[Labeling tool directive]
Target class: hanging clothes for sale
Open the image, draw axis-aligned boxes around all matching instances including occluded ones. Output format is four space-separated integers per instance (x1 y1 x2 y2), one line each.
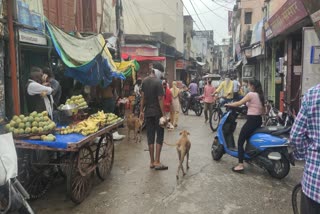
114 60 140 84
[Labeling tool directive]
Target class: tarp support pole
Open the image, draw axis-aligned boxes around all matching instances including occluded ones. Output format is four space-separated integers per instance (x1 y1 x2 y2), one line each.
8 0 20 115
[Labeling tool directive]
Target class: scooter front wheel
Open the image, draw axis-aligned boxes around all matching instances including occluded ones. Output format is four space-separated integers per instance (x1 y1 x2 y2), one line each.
267 153 290 179
211 138 224 161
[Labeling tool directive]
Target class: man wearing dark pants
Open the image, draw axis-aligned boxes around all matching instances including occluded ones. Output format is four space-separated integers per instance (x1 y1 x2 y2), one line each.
140 64 168 170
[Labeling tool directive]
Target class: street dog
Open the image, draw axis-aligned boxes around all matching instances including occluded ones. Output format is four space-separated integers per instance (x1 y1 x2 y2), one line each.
126 114 143 143
164 130 191 179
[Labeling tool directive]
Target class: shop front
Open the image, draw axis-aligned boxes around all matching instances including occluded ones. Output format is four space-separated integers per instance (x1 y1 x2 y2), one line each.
265 0 310 110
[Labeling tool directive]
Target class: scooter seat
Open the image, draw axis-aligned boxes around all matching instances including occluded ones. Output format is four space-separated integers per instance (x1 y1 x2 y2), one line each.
252 126 291 137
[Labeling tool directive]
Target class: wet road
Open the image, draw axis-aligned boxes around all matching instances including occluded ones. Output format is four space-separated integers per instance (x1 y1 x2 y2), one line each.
32 112 303 214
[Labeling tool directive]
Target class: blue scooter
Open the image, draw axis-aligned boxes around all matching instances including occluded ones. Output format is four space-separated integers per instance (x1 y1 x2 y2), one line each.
211 106 293 179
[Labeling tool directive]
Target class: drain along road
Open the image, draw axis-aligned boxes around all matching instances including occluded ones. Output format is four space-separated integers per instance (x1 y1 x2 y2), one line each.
32 113 303 214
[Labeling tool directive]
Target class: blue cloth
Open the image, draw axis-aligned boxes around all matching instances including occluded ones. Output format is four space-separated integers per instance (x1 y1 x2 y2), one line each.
24 133 85 149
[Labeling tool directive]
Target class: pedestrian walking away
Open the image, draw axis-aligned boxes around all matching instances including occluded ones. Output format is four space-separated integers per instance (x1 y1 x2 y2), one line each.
290 84 320 214
232 76 240 101
140 64 168 170
162 80 174 130
199 79 204 95
225 79 265 172
203 80 215 123
170 81 180 127
187 79 198 112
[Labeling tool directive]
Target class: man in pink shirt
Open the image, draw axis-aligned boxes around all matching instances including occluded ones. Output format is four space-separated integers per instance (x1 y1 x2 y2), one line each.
203 80 216 123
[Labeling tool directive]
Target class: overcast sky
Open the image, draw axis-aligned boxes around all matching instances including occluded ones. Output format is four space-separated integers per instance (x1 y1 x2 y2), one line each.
182 0 235 45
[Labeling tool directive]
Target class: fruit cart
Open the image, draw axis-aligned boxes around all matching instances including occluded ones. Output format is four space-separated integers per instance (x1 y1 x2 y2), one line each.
13 119 124 204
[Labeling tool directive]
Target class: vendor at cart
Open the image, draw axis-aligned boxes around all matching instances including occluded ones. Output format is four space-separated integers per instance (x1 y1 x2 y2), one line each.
98 79 118 114
26 67 54 117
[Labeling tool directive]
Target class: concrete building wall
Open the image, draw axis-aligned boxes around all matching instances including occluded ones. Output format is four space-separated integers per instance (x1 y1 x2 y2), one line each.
120 0 184 52
238 0 265 43
268 0 287 18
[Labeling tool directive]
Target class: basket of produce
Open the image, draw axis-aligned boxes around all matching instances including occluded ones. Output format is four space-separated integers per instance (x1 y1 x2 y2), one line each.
58 104 78 117
5 111 56 139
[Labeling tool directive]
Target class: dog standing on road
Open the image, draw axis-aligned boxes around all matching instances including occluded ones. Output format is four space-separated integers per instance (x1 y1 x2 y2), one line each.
165 130 191 179
126 114 143 143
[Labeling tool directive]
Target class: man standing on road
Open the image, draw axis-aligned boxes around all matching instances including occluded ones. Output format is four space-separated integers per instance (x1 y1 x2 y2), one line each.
290 84 320 214
203 80 215 123
199 79 204 95
232 76 240 101
187 79 198 113
140 64 168 170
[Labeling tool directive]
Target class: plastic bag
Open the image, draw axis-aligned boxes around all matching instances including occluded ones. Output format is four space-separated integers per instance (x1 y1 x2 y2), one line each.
0 133 18 186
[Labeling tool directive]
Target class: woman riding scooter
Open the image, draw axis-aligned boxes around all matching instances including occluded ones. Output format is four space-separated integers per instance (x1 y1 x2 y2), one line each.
225 79 265 172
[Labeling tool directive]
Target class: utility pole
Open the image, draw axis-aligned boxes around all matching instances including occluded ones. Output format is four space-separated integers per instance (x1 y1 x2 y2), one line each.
7 0 20 115
115 0 123 61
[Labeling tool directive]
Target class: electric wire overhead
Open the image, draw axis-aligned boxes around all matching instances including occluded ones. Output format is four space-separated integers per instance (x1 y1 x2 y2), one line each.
189 0 207 31
200 0 228 22
128 0 152 33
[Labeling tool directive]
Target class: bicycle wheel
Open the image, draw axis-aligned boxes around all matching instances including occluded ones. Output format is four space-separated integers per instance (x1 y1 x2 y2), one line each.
292 183 302 214
209 109 221 132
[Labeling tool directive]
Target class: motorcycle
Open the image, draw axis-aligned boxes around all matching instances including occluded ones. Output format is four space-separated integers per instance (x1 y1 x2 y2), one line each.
211 106 293 179
0 133 34 214
180 91 203 116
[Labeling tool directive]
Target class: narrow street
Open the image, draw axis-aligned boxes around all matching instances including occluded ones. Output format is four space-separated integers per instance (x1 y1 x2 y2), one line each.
31 113 303 214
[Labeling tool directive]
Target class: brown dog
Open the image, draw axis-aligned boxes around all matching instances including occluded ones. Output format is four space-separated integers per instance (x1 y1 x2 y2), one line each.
126 113 142 143
165 130 191 179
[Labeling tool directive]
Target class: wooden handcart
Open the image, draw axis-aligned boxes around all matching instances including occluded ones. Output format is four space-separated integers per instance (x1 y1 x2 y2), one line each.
14 119 124 204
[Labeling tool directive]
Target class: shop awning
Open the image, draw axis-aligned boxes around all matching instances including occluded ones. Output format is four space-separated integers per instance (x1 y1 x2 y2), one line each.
121 53 166 62
46 22 125 88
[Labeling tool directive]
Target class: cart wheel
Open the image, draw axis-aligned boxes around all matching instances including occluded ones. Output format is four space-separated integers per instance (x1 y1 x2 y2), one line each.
57 152 69 178
67 147 94 204
95 133 115 181
17 150 56 200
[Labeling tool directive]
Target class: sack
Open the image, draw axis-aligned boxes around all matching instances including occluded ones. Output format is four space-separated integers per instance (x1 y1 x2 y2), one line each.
0 133 18 186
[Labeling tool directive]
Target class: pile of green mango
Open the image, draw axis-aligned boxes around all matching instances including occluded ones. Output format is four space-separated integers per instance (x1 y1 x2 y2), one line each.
5 111 56 135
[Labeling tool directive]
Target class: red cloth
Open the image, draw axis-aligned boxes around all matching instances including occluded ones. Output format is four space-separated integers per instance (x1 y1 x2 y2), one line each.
163 88 172 112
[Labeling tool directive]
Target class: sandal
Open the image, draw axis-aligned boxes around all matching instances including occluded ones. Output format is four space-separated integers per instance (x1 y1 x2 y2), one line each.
232 166 244 173
154 164 168 170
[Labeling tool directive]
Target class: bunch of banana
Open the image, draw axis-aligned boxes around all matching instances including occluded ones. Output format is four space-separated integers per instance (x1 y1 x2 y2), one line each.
59 111 108 136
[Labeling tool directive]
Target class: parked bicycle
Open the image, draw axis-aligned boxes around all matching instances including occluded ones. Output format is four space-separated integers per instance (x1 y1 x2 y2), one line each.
263 99 296 127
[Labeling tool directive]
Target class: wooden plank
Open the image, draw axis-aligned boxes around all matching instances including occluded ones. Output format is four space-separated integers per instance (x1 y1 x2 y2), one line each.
14 120 124 152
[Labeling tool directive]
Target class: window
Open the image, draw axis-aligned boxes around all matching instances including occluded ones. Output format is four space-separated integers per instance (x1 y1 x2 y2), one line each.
244 12 252 24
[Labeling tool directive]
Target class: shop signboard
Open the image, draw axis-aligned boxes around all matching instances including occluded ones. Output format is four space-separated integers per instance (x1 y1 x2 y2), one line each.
302 27 320 94
175 59 185 70
300 0 320 40
121 45 159 57
16 0 47 45
242 65 255 79
266 0 308 40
